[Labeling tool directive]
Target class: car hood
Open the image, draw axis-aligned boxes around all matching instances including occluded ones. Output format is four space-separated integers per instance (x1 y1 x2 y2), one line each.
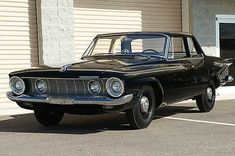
69 58 163 71
9 57 175 78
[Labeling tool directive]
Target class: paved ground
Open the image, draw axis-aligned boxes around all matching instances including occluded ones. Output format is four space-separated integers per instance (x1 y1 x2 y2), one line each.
0 100 234 156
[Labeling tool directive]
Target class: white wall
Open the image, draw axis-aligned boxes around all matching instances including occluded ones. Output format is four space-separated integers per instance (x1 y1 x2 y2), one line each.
37 0 75 67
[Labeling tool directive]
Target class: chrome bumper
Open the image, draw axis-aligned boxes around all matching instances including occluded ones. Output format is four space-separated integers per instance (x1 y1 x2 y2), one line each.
6 92 133 106
220 75 234 86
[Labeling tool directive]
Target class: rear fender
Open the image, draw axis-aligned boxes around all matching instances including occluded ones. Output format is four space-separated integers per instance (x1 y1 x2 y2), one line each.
213 58 234 86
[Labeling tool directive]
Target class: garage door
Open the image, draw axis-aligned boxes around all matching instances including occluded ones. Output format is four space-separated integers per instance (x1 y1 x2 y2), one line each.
74 0 182 59
0 0 38 104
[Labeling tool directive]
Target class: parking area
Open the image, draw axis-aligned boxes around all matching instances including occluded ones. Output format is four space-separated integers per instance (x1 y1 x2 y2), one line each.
0 100 234 156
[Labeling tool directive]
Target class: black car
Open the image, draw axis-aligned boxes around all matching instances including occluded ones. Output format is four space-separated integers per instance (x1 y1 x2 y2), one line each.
7 32 234 129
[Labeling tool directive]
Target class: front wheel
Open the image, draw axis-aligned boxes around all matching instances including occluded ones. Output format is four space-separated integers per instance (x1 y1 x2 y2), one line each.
196 82 216 112
34 110 64 126
126 85 155 129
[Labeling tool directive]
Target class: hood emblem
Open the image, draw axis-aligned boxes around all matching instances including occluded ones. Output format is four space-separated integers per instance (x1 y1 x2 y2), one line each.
59 64 72 72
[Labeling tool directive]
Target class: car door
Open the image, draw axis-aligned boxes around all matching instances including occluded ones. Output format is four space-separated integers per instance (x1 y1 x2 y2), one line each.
187 37 209 95
161 36 197 103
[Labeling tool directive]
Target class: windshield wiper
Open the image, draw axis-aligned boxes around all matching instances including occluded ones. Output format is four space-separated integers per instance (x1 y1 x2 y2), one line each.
147 55 166 60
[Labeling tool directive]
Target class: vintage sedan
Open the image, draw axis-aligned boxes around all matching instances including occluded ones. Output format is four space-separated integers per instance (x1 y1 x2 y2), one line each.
7 32 234 129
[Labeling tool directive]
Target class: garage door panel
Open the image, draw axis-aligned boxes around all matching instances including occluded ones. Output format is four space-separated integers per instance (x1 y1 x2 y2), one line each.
74 0 182 59
0 0 38 104
75 0 181 8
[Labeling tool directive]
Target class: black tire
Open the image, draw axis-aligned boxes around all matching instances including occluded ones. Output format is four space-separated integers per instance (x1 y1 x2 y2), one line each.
196 81 216 112
126 85 156 129
34 110 64 126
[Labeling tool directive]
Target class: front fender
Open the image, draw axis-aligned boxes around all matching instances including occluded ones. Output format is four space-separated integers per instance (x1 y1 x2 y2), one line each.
125 77 164 107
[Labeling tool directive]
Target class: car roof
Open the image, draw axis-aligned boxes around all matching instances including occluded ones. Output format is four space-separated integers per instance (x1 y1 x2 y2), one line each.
96 32 193 38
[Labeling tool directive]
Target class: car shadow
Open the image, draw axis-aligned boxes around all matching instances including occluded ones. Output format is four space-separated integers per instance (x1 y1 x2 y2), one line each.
0 105 199 134
154 105 199 119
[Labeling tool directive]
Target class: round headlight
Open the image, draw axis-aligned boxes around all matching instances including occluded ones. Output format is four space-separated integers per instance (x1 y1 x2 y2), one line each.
9 76 25 95
106 77 124 97
112 81 122 93
35 80 47 93
88 80 101 95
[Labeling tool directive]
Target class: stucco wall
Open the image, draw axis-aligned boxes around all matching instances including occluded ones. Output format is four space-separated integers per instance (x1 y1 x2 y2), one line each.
190 0 235 56
37 0 75 67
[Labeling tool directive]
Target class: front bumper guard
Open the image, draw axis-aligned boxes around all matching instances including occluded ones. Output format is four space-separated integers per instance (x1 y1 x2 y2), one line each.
7 92 133 106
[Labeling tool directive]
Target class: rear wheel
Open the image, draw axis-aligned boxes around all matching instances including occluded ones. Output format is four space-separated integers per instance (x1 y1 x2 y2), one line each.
34 110 64 126
126 86 155 129
196 82 216 112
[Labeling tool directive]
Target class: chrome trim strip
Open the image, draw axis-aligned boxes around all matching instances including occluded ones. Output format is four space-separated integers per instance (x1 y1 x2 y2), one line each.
46 79 51 94
30 79 34 93
82 79 86 94
7 92 133 106
64 79 68 94
21 77 99 80
79 76 99 80
73 79 77 95
101 79 105 95
55 79 59 94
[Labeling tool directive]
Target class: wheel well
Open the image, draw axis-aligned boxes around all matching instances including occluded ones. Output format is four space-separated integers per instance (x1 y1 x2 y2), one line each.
128 78 164 107
147 81 164 108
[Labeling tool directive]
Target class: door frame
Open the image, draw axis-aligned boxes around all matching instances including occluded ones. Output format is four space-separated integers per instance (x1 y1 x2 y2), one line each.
215 15 235 99
216 15 235 57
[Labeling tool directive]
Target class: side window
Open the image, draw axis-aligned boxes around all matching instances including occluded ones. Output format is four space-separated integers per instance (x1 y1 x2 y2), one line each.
169 37 189 59
187 37 198 57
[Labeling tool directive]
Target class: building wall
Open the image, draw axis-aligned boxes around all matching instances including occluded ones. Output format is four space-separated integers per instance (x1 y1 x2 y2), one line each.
190 0 235 56
37 0 75 67
190 0 235 100
0 0 38 104
74 0 182 60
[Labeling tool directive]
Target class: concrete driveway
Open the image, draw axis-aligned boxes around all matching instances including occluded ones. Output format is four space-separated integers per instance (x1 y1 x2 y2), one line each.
0 100 234 156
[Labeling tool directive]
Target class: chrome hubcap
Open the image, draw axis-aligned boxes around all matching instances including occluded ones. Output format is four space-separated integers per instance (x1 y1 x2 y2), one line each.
140 96 150 113
207 87 213 100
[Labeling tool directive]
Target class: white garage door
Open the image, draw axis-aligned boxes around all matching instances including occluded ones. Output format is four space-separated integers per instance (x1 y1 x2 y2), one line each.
0 0 38 104
74 0 182 59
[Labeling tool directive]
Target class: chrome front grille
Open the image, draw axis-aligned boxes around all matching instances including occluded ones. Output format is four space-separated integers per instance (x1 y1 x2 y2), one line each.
27 78 105 96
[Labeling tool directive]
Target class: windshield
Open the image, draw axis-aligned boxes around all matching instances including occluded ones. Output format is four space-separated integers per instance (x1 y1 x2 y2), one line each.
82 34 167 59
